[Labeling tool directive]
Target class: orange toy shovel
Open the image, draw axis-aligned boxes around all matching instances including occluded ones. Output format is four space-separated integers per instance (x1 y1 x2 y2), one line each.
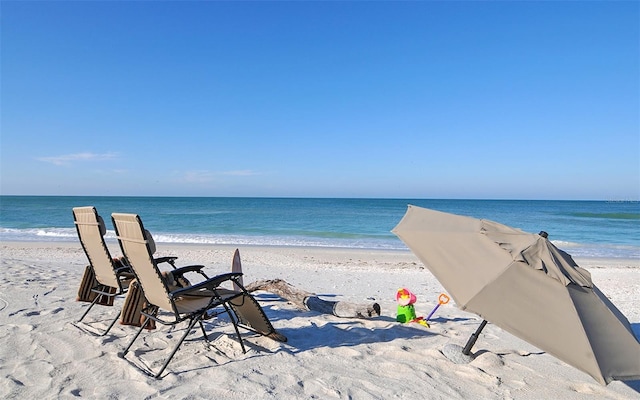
425 293 450 322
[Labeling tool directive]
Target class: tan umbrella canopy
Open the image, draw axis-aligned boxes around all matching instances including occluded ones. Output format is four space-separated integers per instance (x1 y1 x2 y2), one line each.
392 205 640 385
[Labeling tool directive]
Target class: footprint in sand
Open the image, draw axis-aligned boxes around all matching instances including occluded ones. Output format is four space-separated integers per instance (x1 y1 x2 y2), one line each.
571 382 607 395
0 297 8 312
471 352 505 369
453 363 501 387
4 324 35 334
207 334 251 360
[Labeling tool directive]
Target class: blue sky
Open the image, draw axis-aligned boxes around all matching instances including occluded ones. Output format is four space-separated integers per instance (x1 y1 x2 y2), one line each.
1 1 638 200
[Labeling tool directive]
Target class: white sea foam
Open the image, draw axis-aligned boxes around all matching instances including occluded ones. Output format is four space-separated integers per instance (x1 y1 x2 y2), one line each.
1 228 637 258
149 232 403 250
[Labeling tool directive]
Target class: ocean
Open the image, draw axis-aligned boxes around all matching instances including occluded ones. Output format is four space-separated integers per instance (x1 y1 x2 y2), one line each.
0 196 638 260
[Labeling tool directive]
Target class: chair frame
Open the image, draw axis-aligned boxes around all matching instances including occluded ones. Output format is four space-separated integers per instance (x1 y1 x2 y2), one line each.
74 206 182 336
73 206 133 336
112 212 252 379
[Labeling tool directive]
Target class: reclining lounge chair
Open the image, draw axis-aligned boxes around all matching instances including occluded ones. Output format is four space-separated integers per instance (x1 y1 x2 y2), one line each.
73 206 185 335
111 212 286 378
73 206 134 335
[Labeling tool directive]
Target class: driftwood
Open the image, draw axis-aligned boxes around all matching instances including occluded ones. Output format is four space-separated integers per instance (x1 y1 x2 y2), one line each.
245 279 381 319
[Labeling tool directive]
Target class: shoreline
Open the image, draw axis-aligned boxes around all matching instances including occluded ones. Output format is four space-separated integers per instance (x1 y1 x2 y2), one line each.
2 240 639 267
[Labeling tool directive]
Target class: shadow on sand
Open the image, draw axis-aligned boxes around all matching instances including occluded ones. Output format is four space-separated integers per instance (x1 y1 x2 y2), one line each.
276 319 435 353
235 294 640 393
622 323 640 393
248 292 445 353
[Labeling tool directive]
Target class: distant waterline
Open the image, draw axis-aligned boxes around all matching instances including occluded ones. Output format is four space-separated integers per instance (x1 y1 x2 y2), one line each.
0 196 638 260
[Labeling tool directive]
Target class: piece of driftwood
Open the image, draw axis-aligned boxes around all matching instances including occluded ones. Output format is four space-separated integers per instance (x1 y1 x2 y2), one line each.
245 279 381 319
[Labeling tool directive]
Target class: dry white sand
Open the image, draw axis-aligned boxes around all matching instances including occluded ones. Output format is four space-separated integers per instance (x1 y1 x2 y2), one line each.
1 241 639 399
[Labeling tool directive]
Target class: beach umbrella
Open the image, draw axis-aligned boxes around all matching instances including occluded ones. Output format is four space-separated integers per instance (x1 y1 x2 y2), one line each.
392 205 640 385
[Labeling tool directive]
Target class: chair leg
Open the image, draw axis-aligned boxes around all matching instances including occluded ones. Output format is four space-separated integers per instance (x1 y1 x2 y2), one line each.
78 294 101 322
221 302 246 354
78 292 121 336
155 316 201 379
101 309 122 336
198 319 209 342
120 309 154 358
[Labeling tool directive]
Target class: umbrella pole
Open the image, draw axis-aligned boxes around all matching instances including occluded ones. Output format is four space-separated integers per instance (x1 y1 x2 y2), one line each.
462 320 488 355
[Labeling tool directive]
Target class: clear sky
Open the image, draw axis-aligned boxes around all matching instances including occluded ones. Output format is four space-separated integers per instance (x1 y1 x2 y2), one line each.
1 1 638 200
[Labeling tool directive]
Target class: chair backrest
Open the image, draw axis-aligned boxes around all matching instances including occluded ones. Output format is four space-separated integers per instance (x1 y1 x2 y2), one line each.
73 206 120 289
111 213 174 312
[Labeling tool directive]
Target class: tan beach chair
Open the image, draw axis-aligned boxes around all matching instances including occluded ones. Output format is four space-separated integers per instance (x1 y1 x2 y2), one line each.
73 206 183 335
73 206 135 335
111 212 286 379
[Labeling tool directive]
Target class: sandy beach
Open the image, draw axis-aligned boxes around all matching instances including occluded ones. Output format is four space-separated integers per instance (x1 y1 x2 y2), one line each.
1 241 638 399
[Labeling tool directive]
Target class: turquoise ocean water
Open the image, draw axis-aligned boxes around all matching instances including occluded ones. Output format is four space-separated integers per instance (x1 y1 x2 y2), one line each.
0 196 638 260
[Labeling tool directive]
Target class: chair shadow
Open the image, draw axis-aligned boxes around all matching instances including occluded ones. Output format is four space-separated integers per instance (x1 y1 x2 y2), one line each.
625 380 640 393
276 320 436 353
623 323 640 393
631 322 640 340
278 311 473 354
249 293 476 354
246 293 437 351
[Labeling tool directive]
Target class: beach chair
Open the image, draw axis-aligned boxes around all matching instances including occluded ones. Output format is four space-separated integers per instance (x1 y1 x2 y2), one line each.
73 206 184 335
73 206 135 335
111 212 286 379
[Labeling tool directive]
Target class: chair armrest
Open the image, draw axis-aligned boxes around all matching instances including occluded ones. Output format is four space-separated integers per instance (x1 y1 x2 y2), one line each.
118 271 136 280
170 272 243 297
172 265 206 274
171 264 209 280
155 256 178 268
114 265 133 277
115 264 130 273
